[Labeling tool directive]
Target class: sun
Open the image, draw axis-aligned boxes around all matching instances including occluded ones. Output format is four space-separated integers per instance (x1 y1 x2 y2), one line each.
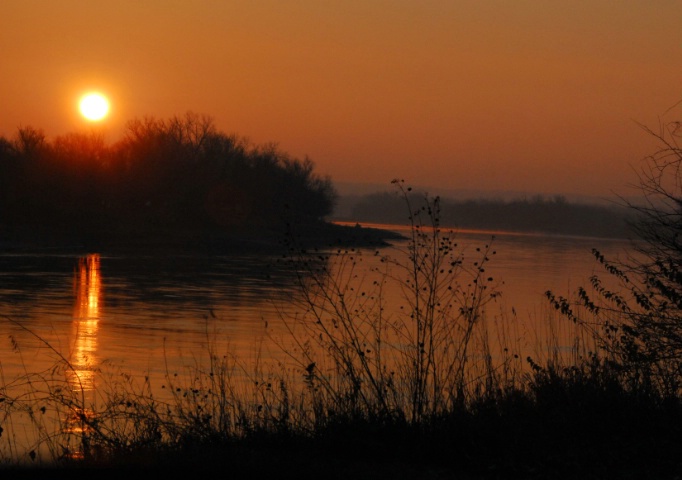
79 93 110 121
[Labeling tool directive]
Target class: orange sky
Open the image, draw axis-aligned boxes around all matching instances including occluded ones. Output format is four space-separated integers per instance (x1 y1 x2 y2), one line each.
2 1 681 200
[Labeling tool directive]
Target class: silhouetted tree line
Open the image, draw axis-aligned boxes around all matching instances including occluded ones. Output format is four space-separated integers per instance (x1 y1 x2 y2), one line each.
347 191 635 238
0 113 336 246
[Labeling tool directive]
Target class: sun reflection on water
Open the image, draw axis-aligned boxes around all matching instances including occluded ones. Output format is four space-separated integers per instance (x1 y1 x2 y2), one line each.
70 254 101 392
62 254 103 460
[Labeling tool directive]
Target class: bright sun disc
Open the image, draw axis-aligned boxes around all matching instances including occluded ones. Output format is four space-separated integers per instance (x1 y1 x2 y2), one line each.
79 93 110 121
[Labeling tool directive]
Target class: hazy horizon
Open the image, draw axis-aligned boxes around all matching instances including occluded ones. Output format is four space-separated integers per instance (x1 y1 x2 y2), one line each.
331 179 628 205
3 1 681 200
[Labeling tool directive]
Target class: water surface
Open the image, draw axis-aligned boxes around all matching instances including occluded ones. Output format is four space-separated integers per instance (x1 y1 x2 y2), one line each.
0 226 631 394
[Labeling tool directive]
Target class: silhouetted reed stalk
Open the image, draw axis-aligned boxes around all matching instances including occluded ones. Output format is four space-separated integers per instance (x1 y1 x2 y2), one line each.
275 180 502 422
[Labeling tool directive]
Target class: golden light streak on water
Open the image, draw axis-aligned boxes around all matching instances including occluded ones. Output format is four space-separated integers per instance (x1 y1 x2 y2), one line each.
70 254 101 393
60 254 103 460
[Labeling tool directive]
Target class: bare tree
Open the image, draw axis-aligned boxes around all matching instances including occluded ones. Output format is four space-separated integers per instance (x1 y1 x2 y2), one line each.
547 103 682 389
13 126 46 158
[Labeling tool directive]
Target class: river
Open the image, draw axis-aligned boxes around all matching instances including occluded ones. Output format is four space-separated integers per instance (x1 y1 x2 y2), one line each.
0 223 632 459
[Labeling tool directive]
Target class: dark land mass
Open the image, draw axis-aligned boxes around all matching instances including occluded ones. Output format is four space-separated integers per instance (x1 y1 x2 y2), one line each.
0 115 406 256
0 116 635 256
0 220 405 256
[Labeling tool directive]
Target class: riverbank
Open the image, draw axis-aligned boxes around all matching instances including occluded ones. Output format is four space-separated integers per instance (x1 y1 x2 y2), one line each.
0 220 406 255
3 368 681 480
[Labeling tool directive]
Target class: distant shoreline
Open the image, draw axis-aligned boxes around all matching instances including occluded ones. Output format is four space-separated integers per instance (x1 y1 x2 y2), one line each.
333 193 635 240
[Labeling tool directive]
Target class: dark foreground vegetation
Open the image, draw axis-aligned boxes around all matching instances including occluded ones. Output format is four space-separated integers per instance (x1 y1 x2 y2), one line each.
3 117 682 479
0 113 400 253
